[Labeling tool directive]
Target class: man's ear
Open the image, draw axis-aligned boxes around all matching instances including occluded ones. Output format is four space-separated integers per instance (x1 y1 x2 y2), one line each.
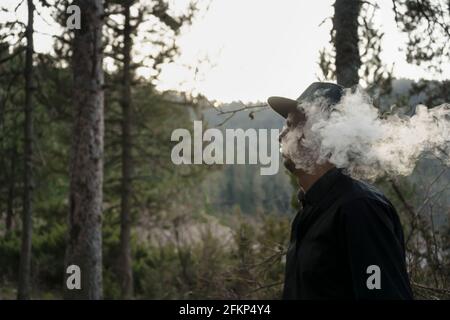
291 110 307 125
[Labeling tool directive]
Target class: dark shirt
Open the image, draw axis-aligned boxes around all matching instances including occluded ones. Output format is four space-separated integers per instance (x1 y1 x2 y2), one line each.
282 168 413 300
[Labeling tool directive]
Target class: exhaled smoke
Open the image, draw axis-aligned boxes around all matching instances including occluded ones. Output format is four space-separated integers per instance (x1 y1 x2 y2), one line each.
282 88 450 180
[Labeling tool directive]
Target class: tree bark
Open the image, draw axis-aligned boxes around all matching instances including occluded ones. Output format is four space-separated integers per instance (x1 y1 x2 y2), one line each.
6 142 17 236
17 0 34 300
333 0 362 87
65 0 104 300
119 1 134 299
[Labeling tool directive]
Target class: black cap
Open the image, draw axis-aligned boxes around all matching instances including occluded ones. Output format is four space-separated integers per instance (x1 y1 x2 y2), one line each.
267 82 344 118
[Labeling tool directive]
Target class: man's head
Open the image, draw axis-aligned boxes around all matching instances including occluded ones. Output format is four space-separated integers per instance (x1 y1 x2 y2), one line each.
268 82 344 178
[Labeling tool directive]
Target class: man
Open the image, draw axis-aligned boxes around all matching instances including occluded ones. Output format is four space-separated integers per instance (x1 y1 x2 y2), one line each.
267 82 413 300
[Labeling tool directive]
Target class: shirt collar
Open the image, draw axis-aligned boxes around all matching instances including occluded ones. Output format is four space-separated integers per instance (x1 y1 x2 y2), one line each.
298 167 343 207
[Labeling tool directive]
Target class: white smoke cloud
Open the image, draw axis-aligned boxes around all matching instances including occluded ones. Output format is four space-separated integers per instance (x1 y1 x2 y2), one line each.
281 88 450 180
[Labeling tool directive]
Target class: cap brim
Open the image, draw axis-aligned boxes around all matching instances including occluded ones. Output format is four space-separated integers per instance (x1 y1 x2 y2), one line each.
267 96 298 118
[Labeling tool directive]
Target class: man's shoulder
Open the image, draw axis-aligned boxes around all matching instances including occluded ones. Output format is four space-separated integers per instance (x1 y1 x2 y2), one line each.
337 175 394 212
333 175 400 231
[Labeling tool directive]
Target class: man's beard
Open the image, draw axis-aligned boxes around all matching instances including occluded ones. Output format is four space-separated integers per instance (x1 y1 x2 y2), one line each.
280 122 322 174
283 155 297 173
282 144 321 175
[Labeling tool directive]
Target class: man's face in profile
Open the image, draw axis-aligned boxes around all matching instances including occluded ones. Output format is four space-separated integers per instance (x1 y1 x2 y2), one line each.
279 110 306 173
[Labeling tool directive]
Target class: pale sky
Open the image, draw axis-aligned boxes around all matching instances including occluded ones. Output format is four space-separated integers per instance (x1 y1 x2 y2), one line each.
2 0 449 103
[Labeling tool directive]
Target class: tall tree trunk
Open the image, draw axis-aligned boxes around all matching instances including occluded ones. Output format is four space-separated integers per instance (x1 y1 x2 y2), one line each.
119 1 134 299
17 0 34 300
65 0 104 300
333 0 362 87
6 141 17 237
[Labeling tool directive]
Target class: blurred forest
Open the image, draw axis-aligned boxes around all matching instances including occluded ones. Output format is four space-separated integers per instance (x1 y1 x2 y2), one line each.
0 0 449 299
